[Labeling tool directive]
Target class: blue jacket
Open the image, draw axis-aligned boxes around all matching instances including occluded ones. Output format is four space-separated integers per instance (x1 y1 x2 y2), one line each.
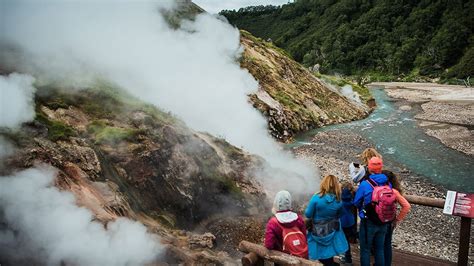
340 188 355 228
353 173 390 219
305 193 348 260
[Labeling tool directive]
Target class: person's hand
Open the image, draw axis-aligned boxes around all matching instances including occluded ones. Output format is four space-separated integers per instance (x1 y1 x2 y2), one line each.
392 221 398 231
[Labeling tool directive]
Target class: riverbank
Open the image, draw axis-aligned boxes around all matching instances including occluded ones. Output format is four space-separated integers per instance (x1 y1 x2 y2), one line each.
369 82 474 155
293 129 465 262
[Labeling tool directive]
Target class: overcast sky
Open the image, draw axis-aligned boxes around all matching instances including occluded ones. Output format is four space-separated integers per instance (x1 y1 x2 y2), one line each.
193 0 293 14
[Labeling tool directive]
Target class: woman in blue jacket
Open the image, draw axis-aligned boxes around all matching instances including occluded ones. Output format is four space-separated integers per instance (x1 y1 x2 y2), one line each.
305 175 348 265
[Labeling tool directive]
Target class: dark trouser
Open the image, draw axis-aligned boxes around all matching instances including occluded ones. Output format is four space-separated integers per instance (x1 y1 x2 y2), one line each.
384 223 394 266
359 219 388 266
343 226 356 263
319 257 337 266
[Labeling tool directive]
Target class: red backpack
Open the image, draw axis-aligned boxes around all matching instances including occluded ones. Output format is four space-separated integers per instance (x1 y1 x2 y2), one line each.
272 217 308 259
366 178 396 224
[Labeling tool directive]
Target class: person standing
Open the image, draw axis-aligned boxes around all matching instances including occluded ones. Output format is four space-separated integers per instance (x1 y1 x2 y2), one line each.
383 171 411 266
353 157 390 266
305 175 348 265
349 148 382 183
340 181 357 265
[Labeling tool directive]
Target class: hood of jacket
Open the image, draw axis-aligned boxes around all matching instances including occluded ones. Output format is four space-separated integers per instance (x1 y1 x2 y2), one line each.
275 210 299 225
368 173 388 185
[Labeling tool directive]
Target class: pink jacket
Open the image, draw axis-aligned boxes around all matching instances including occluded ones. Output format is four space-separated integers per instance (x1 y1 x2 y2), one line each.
264 213 306 251
393 189 411 222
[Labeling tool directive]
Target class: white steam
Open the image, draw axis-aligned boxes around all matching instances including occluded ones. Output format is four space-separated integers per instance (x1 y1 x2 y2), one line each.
0 0 318 194
0 167 162 266
0 136 15 159
0 73 36 128
0 74 162 265
341 84 361 103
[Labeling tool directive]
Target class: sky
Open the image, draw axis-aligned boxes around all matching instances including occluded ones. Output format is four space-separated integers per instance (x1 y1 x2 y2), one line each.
193 0 293 14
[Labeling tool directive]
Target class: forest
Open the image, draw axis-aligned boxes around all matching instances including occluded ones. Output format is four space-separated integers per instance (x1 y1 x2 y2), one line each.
221 0 473 81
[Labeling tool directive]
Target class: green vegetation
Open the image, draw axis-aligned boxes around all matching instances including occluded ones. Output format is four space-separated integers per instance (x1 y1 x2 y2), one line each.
36 82 179 126
317 74 372 103
87 120 140 144
35 112 76 141
240 30 293 58
221 0 473 80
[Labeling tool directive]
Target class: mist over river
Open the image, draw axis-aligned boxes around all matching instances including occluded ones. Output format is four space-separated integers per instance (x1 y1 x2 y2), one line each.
292 88 474 192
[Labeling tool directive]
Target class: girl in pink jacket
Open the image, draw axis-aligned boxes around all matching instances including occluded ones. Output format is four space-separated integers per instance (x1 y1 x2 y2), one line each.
264 190 308 258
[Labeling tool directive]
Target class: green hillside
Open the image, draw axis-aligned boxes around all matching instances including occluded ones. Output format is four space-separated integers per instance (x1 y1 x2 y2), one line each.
221 0 473 81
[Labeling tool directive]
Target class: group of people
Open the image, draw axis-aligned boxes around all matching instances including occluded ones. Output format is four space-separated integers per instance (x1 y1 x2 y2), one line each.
264 148 411 266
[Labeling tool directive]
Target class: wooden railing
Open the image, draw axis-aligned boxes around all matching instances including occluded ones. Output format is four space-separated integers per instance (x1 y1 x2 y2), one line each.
239 194 472 266
404 194 471 266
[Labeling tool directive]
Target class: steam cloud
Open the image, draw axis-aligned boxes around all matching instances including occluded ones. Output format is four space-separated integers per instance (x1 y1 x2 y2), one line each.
0 167 162 266
0 73 36 128
0 0 318 194
341 84 361 103
0 74 162 264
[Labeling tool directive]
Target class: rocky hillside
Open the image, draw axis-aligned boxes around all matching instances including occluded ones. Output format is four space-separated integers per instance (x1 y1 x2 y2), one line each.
240 30 370 141
166 1 371 142
1 83 268 264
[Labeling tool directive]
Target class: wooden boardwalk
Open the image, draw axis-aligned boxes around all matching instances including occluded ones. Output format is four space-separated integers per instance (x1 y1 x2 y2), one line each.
346 244 456 266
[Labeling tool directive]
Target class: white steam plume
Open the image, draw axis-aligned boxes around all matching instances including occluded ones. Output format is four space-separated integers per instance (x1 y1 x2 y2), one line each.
0 74 162 265
0 167 162 266
0 73 36 128
0 0 318 194
341 84 361 103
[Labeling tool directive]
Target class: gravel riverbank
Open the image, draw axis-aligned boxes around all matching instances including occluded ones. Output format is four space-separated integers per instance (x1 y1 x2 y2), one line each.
293 129 470 263
370 82 474 156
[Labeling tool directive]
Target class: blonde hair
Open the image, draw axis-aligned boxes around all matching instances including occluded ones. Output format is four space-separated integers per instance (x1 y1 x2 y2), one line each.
319 175 341 201
360 148 382 165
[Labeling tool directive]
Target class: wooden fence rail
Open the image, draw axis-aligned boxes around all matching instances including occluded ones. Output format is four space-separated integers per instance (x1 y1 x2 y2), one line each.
240 194 471 266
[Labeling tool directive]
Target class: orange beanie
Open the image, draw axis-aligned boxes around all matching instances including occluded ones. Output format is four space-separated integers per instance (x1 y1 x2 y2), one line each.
368 157 383 173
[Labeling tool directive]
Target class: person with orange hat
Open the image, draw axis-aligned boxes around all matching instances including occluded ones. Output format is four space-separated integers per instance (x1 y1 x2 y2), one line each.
353 157 392 266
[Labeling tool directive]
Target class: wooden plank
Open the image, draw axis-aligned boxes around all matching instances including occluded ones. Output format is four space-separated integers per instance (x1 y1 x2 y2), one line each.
349 244 456 266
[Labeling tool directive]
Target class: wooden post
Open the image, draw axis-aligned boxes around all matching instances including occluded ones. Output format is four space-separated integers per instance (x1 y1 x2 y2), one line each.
457 217 472 266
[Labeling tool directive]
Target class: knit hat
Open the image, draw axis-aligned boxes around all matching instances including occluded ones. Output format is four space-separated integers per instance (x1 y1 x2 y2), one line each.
272 190 297 223
368 157 383 173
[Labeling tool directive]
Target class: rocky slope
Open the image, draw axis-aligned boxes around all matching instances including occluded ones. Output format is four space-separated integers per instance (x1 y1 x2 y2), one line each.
165 2 371 142
240 31 370 141
1 84 269 264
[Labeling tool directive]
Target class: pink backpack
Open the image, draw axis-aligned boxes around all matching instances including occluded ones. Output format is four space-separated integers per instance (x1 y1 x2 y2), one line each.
366 178 396 224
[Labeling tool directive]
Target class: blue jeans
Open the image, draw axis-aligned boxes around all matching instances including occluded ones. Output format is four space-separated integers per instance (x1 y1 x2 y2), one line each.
359 219 388 266
384 223 393 266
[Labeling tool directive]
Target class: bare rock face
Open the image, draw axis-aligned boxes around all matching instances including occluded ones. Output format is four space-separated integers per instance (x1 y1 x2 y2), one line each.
1 86 268 263
188 232 216 249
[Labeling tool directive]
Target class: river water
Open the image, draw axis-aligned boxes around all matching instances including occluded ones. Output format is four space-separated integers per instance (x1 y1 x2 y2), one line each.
293 88 474 192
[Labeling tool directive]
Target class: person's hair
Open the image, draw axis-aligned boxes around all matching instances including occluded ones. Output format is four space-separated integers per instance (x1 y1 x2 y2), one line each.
319 175 341 201
341 181 354 194
360 148 382 165
385 171 403 194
